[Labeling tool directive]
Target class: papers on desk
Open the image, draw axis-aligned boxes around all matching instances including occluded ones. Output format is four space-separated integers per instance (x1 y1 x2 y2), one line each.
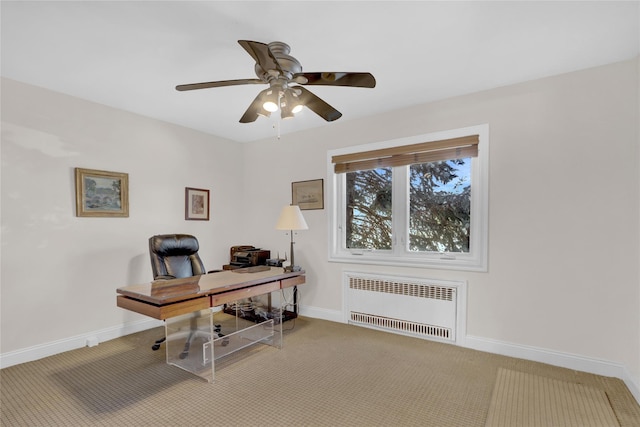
231 265 271 273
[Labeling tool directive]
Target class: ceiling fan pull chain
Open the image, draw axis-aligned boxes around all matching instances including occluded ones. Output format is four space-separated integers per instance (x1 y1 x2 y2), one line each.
275 117 281 140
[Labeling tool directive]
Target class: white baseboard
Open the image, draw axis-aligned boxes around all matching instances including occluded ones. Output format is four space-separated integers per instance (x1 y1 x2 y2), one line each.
3 309 639 407
465 335 640 406
300 307 640 406
298 305 343 323
0 318 162 369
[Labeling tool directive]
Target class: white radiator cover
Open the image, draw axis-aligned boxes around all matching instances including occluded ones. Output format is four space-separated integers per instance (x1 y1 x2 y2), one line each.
344 271 466 345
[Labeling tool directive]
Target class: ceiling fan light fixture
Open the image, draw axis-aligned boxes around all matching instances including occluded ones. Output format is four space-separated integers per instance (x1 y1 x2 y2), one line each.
263 101 278 112
176 40 376 124
262 89 280 112
257 109 271 118
281 89 303 119
280 107 295 120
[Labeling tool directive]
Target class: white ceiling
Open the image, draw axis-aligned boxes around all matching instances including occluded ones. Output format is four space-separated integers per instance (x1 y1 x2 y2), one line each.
2 1 638 143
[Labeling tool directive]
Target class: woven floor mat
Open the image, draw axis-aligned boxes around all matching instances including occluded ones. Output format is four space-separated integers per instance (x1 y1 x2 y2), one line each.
485 368 620 427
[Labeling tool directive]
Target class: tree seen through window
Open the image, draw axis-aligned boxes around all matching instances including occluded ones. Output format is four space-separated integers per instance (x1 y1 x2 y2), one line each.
345 158 471 253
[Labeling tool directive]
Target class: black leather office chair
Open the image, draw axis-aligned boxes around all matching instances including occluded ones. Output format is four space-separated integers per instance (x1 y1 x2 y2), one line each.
148 234 224 356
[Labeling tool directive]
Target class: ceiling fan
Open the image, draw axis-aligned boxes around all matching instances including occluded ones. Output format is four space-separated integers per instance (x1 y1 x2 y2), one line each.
176 40 376 123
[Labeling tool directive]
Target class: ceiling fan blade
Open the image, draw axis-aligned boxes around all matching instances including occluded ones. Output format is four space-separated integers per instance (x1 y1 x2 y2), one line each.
239 88 271 123
293 72 376 88
296 87 342 122
238 40 282 73
176 79 264 91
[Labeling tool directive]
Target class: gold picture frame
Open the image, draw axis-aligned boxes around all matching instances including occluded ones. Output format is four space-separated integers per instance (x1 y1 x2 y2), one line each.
185 187 210 221
75 168 129 217
292 179 324 210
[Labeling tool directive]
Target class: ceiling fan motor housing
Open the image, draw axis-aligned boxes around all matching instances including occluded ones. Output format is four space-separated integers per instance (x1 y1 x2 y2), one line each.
255 41 302 81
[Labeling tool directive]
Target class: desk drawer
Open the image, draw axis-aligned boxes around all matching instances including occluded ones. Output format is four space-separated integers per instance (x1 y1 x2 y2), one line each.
281 275 305 289
210 281 280 306
117 295 209 320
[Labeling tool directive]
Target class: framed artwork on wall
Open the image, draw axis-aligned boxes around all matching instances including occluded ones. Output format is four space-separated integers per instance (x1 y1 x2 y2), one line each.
185 187 210 220
75 167 129 217
292 179 324 210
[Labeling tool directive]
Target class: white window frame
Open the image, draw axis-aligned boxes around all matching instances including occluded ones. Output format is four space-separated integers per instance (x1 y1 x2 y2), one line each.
327 124 489 272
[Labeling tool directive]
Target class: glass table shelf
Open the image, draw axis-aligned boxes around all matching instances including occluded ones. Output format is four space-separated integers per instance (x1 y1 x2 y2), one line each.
164 290 286 382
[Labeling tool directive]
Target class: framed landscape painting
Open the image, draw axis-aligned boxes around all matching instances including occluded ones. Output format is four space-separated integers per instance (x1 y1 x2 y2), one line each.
292 179 324 210
185 187 210 220
75 168 129 217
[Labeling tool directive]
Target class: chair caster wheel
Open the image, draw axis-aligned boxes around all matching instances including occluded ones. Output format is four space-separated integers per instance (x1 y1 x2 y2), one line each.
179 351 189 359
222 338 229 347
152 344 161 351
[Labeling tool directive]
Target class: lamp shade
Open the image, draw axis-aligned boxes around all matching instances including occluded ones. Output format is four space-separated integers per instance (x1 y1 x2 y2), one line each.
276 205 308 230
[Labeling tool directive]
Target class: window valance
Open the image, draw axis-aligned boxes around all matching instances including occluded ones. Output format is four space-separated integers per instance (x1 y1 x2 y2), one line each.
332 135 479 173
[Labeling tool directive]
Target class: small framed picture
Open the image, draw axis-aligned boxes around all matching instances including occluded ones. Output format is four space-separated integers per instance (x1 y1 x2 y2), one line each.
185 187 210 220
292 179 324 210
75 168 129 217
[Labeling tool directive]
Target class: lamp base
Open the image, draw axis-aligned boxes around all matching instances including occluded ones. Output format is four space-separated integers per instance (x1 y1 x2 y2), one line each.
284 265 302 272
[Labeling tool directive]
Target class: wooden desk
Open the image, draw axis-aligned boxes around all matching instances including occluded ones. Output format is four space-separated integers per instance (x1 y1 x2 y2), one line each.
116 267 305 382
116 267 305 320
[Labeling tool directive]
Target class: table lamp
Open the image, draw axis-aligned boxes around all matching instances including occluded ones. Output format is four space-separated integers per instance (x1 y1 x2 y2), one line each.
275 205 308 272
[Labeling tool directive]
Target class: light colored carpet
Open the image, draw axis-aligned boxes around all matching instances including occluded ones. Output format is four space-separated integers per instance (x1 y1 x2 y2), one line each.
1 317 639 426
485 368 620 427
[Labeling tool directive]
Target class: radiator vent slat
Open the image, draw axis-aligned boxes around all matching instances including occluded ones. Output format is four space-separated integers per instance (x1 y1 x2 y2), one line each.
349 277 454 301
350 312 452 340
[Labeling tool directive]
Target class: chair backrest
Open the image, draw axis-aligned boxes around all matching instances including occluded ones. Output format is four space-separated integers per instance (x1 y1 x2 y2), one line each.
148 234 206 279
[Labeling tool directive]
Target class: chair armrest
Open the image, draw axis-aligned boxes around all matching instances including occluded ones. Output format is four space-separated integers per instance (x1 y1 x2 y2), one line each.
154 275 176 280
207 270 223 274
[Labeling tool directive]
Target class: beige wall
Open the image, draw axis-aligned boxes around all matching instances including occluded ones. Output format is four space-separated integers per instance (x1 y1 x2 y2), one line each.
1 58 639 397
1 78 246 353
242 58 640 392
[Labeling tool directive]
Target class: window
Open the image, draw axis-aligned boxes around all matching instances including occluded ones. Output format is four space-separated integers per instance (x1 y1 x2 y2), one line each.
327 125 488 271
